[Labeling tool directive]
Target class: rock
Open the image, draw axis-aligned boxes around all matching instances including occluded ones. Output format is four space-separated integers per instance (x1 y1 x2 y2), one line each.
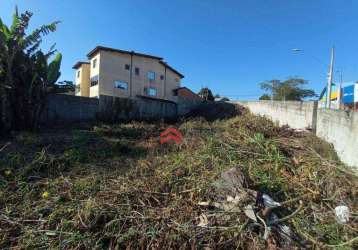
211 167 256 211
212 167 248 198
335 205 350 224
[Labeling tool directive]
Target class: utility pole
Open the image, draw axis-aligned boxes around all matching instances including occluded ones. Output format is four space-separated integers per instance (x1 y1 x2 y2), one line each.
326 47 335 109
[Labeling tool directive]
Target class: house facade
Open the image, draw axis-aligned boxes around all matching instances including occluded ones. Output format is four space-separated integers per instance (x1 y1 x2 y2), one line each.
173 87 202 101
73 46 184 102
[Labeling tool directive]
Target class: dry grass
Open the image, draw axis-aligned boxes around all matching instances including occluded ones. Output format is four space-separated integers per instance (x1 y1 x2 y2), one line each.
0 109 357 249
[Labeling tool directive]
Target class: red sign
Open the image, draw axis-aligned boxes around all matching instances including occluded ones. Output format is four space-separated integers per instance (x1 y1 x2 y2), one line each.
160 127 183 145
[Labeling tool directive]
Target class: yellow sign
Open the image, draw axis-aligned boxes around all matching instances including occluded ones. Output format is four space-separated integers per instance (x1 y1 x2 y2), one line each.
321 91 338 101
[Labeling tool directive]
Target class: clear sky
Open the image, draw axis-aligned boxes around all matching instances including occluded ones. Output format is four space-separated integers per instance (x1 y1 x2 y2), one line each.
1 0 358 99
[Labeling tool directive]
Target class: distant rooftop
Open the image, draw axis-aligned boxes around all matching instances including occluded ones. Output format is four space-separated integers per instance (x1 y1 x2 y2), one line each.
86 46 184 78
87 46 163 60
72 61 90 69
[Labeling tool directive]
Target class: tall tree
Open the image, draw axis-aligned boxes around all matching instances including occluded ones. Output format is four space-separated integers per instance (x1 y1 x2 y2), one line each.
260 78 316 101
0 7 61 131
259 94 271 100
56 80 75 94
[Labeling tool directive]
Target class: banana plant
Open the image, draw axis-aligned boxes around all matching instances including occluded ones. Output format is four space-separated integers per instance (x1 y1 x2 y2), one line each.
0 6 61 131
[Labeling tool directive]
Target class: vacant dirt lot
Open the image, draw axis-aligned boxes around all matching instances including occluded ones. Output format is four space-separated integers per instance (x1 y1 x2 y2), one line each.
0 107 357 249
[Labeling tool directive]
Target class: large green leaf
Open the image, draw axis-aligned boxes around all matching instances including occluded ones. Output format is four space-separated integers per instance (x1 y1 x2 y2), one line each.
0 16 10 40
10 7 19 33
47 53 62 85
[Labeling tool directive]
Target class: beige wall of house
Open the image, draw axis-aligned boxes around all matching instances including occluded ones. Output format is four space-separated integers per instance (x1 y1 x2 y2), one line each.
75 63 90 97
98 50 131 98
165 69 181 101
86 50 181 101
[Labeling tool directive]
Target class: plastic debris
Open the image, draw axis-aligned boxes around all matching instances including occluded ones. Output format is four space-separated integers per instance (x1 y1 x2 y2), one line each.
198 201 210 206
335 205 350 224
42 191 50 199
262 194 281 208
243 205 257 222
197 213 209 227
226 195 241 204
277 225 292 245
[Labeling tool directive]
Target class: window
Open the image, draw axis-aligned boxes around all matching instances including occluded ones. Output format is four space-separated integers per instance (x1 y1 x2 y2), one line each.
175 78 179 83
114 80 128 90
77 70 81 78
92 58 97 69
160 75 164 80
147 71 155 80
135 67 140 75
148 87 157 96
125 64 130 70
90 75 99 87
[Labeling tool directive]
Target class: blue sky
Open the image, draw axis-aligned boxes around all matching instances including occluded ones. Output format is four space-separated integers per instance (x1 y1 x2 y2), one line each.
1 0 358 99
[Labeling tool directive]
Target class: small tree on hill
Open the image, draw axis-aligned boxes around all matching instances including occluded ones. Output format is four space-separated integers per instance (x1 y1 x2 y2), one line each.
259 94 271 100
56 81 75 94
198 87 214 101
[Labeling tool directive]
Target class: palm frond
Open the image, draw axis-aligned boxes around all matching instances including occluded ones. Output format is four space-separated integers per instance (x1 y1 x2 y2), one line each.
47 53 62 85
1 27 10 40
26 40 42 56
23 21 60 49
44 43 57 59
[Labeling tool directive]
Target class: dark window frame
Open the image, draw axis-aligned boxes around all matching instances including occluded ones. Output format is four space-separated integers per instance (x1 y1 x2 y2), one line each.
90 75 99 87
125 64 130 70
135 67 140 75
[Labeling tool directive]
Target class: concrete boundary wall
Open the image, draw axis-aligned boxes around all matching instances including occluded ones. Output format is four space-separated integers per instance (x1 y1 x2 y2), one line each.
238 101 317 130
99 95 177 121
236 100 357 170
42 94 99 123
42 94 200 124
316 109 358 168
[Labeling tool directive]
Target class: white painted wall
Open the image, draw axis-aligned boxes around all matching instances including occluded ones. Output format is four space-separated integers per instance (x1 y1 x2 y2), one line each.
237 101 316 129
316 109 358 168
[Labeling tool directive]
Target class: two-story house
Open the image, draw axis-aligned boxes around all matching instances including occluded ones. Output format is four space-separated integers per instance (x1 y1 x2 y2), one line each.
73 46 184 102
